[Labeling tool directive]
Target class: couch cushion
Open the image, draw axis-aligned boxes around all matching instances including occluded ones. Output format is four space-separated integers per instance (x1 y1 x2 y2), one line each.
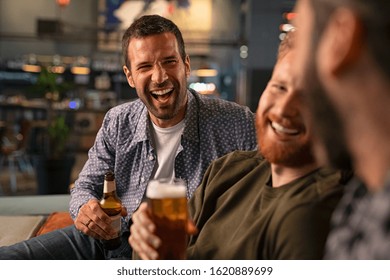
36 212 74 236
0 215 45 246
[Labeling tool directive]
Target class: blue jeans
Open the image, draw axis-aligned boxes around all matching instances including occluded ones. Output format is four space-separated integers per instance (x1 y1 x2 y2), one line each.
0 226 132 259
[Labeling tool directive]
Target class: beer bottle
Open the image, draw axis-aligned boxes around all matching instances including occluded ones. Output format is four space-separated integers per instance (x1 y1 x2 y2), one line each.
100 171 122 250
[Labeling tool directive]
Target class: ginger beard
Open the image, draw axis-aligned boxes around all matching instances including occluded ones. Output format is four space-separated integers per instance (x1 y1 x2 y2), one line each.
256 114 315 168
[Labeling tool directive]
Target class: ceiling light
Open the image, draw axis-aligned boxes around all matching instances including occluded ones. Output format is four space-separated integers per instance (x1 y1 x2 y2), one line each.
22 64 42 73
194 69 218 77
71 66 90 75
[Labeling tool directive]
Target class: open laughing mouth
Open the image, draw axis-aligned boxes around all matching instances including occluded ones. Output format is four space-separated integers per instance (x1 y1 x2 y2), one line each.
271 121 299 135
151 88 174 101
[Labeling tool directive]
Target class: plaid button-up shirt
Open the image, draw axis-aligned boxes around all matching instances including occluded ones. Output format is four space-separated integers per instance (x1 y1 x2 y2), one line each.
325 176 390 259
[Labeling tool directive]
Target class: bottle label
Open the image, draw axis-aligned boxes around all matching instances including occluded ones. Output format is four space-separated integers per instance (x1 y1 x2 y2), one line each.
110 213 121 238
103 180 116 193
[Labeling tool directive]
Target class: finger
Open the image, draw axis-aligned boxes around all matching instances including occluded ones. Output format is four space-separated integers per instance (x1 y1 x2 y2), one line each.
139 246 159 260
130 205 161 258
129 225 159 260
77 221 102 240
129 234 155 260
131 206 161 248
74 201 95 232
135 202 156 232
74 214 93 231
74 211 102 240
128 235 148 259
86 217 114 240
75 199 114 239
88 199 121 237
132 213 160 248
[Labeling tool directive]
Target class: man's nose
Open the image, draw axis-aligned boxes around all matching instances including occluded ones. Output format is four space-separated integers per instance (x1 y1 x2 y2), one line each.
275 92 300 117
151 64 168 84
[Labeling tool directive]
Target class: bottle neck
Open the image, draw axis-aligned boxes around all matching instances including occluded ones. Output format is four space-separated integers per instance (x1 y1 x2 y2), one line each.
103 180 116 193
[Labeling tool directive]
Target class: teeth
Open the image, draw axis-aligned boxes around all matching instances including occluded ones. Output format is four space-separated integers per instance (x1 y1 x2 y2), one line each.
151 88 172 96
271 121 299 134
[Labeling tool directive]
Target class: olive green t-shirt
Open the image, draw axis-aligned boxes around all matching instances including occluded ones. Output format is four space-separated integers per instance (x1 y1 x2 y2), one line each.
187 150 344 259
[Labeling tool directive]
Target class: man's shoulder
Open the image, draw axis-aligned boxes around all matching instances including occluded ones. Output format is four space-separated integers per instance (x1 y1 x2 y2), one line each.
282 168 345 211
101 99 147 139
103 99 147 125
271 169 346 242
311 168 346 196
212 150 264 169
106 99 144 116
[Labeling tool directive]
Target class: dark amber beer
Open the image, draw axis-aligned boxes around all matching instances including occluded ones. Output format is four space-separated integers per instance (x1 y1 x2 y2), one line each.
146 178 187 259
100 171 122 250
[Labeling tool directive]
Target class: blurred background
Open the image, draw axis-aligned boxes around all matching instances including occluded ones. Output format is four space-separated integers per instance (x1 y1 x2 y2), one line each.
0 0 296 196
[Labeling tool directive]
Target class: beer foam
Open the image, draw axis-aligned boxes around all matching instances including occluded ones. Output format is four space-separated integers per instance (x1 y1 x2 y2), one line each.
146 181 186 199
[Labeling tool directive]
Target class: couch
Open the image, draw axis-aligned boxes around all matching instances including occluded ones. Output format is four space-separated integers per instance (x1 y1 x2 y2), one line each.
0 194 73 246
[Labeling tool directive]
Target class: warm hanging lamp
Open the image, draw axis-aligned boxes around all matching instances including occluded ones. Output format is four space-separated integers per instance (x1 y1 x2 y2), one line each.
56 0 71 8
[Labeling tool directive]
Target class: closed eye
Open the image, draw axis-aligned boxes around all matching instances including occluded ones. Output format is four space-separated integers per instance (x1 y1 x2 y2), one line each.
163 59 178 66
137 64 152 71
271 84 287 92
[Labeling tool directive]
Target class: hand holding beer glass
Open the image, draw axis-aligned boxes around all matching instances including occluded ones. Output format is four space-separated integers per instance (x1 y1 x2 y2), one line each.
146 178 188 259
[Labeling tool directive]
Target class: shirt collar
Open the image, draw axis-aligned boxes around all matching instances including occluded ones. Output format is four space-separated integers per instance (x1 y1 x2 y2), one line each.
131 103 150 144
182 89 200 143
132 89 200 144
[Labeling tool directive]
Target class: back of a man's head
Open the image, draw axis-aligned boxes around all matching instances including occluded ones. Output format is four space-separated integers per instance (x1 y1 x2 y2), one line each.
310 0 390 78
121 14 187 68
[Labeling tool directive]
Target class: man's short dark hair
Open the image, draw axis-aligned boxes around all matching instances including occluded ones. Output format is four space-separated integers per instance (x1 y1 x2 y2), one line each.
121 14 187 68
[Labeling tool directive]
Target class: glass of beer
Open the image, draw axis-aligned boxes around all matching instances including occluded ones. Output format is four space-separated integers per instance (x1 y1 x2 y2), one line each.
146 178 187 260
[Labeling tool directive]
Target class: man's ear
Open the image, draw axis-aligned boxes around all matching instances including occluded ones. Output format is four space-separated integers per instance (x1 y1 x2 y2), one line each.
184 55 191 78
123 65 135 88
317 8 364 76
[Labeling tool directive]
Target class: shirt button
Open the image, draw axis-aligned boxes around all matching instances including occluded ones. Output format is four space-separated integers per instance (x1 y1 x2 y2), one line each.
136 199 139 204
141 177 145 183
148 155 154 161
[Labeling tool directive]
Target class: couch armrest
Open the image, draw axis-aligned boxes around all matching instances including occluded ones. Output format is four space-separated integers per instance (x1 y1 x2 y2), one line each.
0 215 45 246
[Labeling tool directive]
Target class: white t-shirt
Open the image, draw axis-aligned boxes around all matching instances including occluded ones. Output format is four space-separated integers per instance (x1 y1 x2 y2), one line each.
150 119 185 181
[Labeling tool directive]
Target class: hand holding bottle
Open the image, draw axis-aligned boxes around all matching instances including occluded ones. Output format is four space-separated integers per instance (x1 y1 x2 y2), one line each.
74 171 127 249
74 198 127 241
